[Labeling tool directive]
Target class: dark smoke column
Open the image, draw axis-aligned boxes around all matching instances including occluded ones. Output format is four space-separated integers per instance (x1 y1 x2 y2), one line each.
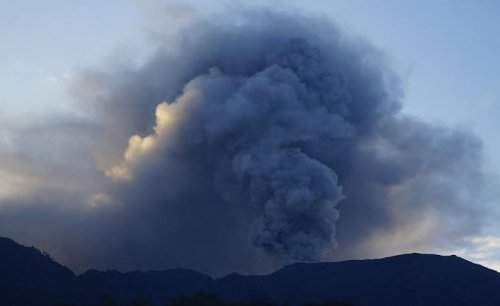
109 37 362 263
226 39 356 263
241 149 344 263
105 11 405 270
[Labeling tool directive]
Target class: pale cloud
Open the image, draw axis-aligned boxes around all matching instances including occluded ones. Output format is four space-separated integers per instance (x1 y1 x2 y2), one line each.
89 192 114 208
107 84 200 180
43 72 72 84
339 208 442 259
476 260 500 272
449 235 500 272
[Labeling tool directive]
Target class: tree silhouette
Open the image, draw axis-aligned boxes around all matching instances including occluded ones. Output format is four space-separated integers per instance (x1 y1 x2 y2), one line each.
127 298 152 306
166 292 221 306
165 292 350 306
98 293 118 306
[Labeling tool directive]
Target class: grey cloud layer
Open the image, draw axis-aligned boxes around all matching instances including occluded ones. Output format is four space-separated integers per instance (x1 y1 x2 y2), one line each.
0 9 492 276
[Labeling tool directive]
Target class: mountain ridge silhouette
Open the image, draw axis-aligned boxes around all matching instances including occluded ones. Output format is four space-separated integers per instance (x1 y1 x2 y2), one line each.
1 236 499 306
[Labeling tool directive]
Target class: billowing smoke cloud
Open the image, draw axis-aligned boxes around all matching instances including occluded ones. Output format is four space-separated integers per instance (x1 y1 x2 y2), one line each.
0 8 494 275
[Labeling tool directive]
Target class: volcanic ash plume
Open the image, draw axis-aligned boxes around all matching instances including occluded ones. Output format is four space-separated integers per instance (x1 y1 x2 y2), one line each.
107 25 398 263
0 9 490 275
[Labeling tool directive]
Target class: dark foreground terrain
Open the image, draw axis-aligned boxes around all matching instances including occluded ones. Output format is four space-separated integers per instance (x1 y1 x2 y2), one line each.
1 237 500 306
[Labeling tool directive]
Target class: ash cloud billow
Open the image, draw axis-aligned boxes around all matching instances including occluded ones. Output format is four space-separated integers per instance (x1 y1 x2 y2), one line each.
108 37 357 264
103 14 400 266
0 8 492 275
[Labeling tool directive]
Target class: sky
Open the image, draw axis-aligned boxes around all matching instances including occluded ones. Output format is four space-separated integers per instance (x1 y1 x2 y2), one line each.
1 0 500 274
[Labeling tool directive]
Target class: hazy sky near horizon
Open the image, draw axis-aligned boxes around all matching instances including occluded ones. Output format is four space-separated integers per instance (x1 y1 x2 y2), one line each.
1 0 500 272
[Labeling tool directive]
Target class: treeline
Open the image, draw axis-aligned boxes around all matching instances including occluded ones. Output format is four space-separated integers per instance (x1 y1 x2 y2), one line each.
166 292 352 306
60 291 353 306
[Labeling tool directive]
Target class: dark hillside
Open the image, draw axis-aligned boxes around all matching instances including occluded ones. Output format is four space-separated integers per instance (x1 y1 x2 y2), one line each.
1 237 500 306
0 237 76 305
